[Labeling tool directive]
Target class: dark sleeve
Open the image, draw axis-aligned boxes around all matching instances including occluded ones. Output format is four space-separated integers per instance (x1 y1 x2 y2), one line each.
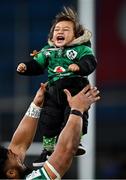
77 55 97 76
17 60 46 76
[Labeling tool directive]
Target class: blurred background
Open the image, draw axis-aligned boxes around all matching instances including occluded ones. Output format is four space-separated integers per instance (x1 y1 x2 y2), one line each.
0 0 126 179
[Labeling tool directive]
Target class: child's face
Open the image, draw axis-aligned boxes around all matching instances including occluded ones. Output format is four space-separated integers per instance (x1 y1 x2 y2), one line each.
52 20 75 47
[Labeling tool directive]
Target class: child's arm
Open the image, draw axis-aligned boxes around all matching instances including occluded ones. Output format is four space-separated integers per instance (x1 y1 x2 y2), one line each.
68 54 97 76
17 48 49 76
77 54 97 76
17 59 45 76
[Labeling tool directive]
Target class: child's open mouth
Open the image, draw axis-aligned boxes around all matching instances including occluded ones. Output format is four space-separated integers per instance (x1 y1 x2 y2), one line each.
57 36 65 42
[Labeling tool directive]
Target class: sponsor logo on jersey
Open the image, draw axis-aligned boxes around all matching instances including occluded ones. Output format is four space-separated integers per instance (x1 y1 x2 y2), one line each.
54 66 65 73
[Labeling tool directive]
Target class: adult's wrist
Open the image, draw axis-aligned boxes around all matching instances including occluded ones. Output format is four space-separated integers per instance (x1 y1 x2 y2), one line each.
70 109 83 118
25 102 42 119
71 108 84 114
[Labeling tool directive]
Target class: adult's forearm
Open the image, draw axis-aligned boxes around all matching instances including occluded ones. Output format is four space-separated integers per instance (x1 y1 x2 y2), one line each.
8 102 42 160
58 114 82 154
48 113 83 177
8 116 38 154
46 85 100 178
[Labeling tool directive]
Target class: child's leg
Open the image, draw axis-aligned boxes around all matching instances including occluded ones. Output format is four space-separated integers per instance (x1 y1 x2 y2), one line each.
33 87 64 167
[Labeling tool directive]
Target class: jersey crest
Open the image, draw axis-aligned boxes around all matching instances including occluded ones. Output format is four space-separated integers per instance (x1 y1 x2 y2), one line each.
66 49 77 60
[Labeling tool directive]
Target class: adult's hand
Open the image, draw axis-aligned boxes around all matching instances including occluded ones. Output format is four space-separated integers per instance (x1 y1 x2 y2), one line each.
64 84 100 113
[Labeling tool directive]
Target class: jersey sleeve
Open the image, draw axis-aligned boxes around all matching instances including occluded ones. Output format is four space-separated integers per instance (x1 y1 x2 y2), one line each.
33 46 49 69
33 52 47 69
75 45 97 76
25 167 51 180
77 45 94 59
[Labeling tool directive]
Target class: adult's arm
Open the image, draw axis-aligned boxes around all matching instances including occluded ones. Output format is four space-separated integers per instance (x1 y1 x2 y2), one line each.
8 83 46 162
44 85 100 178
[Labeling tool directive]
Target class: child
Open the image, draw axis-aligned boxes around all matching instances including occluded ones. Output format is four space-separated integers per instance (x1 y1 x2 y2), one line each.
17 7 97 167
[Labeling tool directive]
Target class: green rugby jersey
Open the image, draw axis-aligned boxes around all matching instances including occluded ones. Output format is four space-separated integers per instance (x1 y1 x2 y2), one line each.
33 44 94 83
26 166 51 179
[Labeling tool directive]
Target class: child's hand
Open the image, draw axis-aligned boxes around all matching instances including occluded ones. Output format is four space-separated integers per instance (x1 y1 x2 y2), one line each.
17 63 27 73
68 64 80 72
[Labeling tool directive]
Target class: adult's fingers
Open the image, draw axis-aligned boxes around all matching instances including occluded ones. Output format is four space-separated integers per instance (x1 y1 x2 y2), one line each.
80 84 91 95
64 89 72 101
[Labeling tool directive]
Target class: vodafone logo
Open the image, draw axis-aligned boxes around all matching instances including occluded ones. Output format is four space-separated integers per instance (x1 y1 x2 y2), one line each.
54 66 65 73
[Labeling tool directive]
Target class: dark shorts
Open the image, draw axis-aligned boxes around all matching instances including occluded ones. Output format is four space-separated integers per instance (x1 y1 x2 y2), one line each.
39 77 89 137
